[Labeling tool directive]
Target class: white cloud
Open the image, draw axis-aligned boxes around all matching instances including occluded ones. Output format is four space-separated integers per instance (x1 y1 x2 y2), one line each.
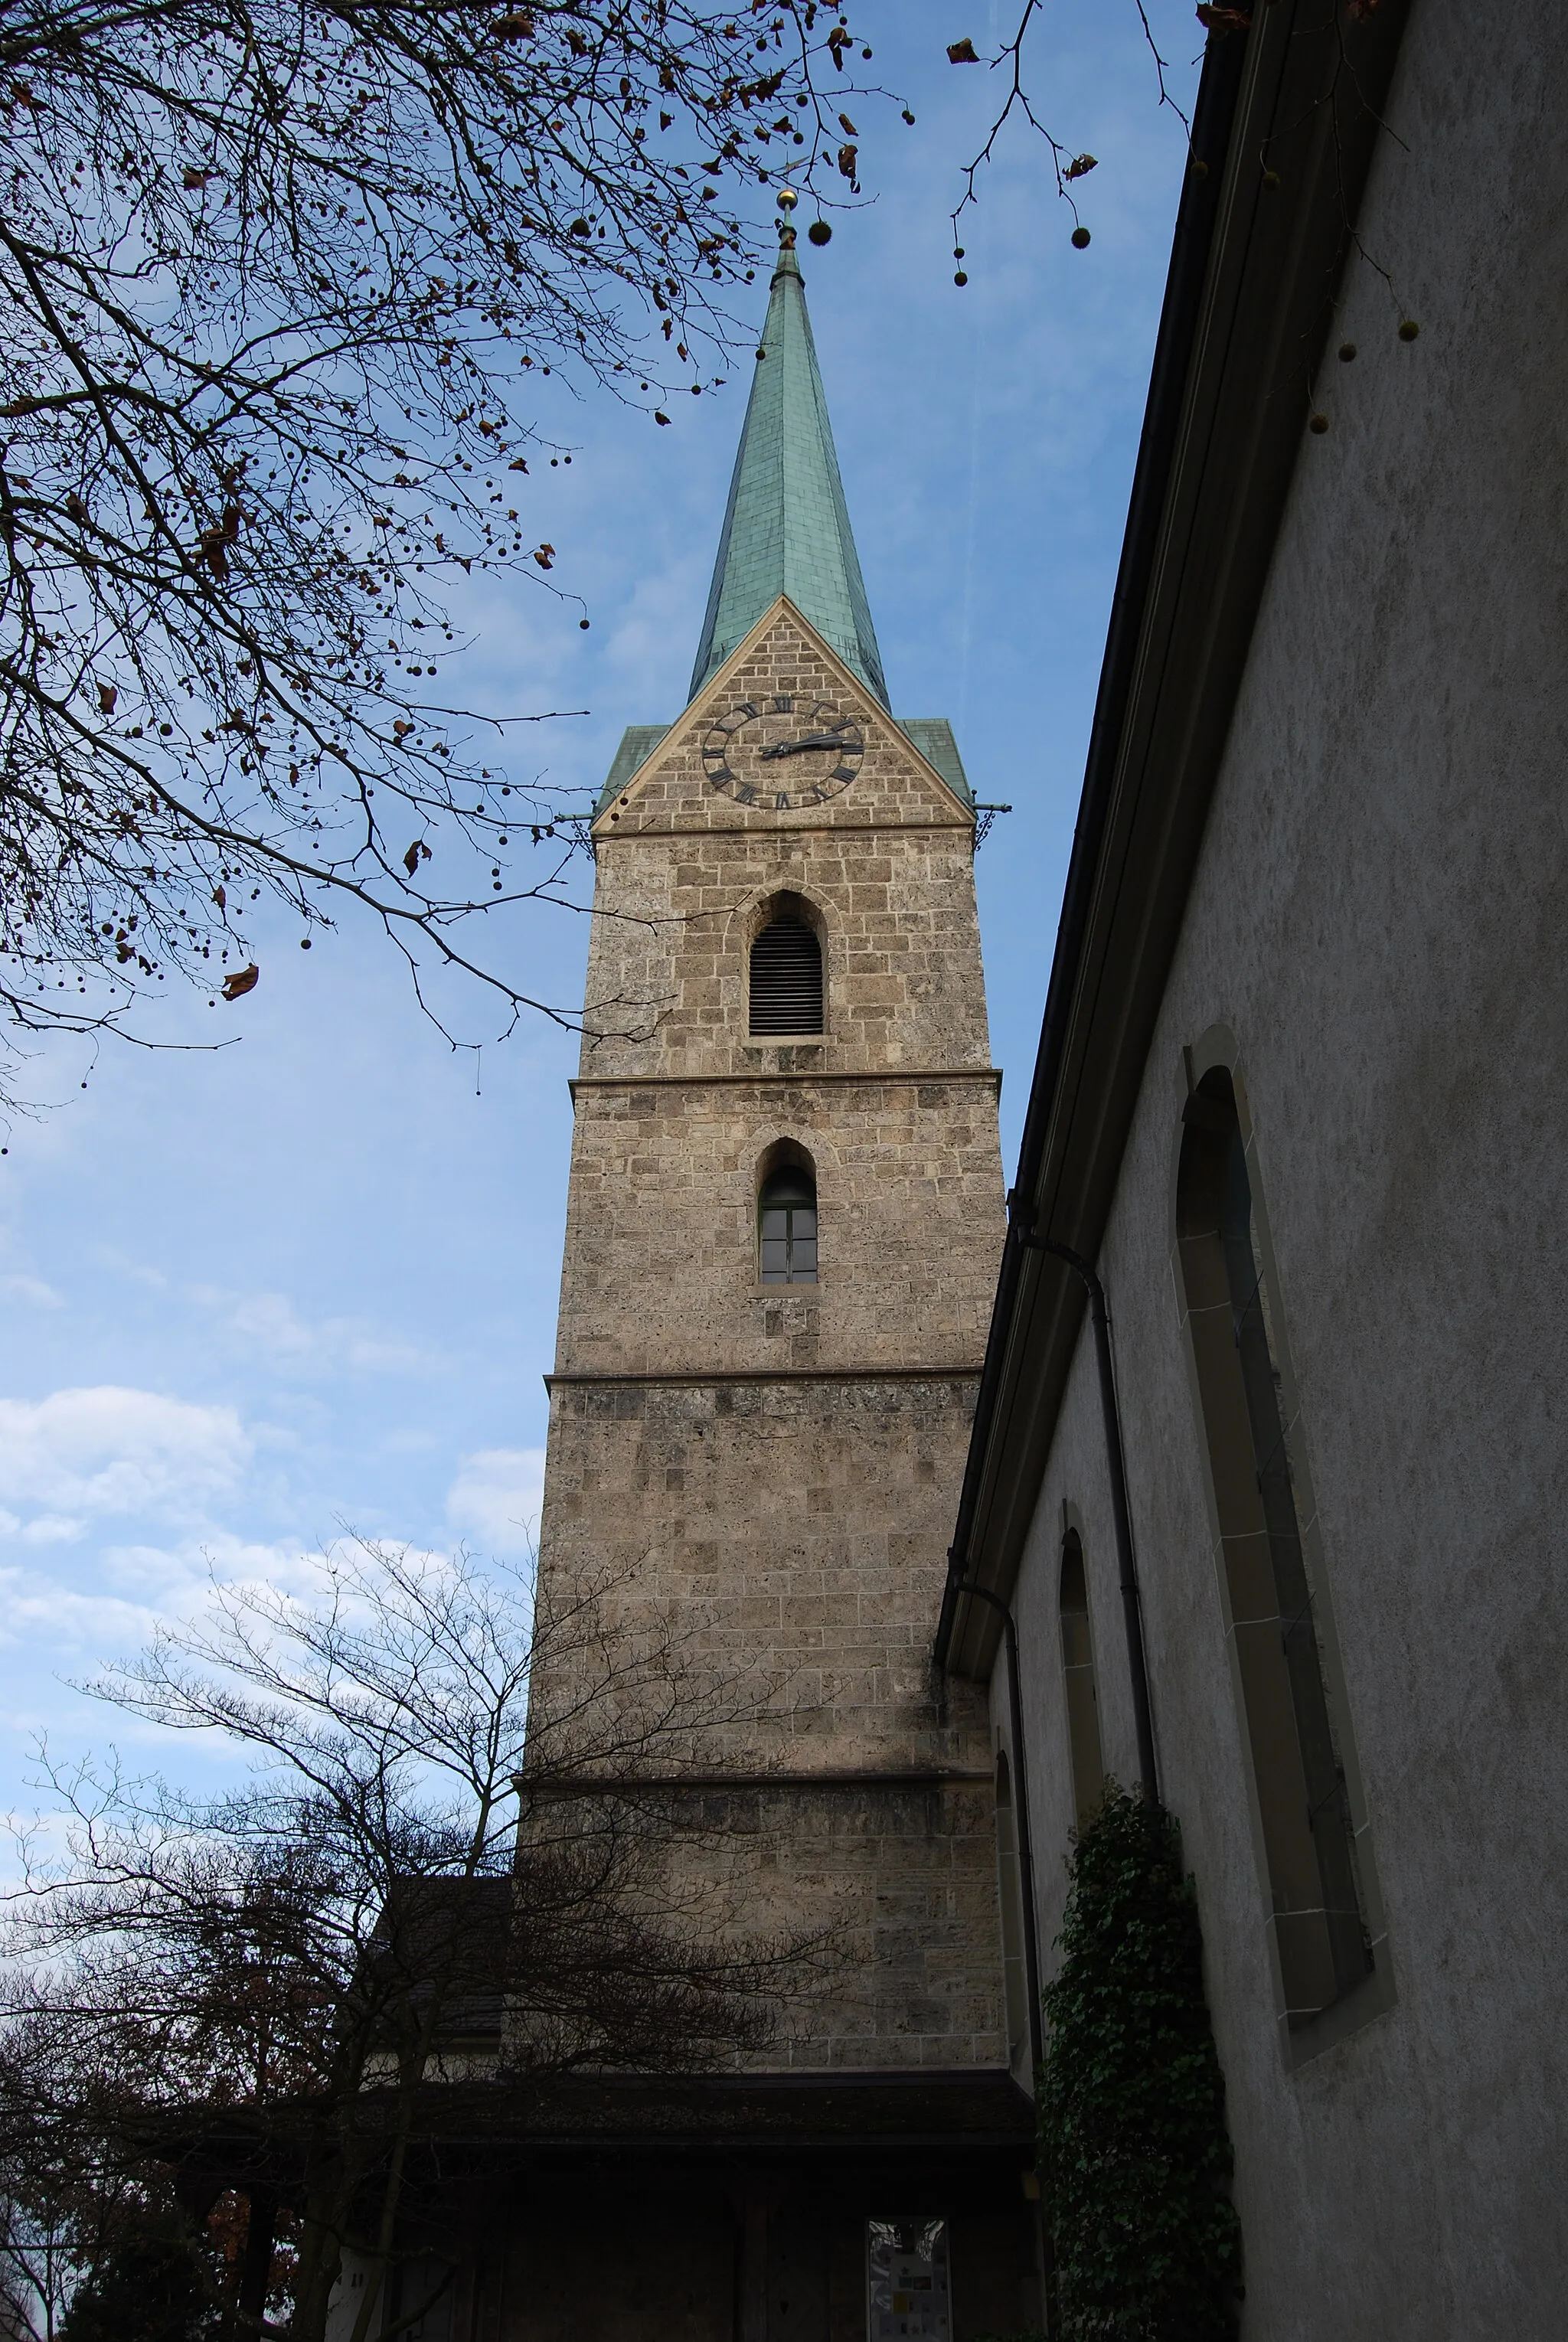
95 1246 169 1291
0 1533 324 1659
100 1530 313 1601
21 1514 85 1547
0 1272 64 1310
0 1571 168 1657
0 1387 250 1532
446 1448 544 1557
187 1285 429 1374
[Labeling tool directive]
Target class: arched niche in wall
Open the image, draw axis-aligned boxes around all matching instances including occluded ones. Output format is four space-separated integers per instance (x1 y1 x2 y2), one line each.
1176 1054 1387 2048
1058 1526 1106 1830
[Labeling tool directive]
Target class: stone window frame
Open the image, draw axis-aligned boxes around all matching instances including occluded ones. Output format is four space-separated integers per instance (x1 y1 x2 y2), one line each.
1171 1026 1393 2069
1057 1511 1106 1831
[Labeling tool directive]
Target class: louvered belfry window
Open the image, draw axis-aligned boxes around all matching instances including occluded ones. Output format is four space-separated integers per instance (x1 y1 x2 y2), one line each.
750 915 823 1035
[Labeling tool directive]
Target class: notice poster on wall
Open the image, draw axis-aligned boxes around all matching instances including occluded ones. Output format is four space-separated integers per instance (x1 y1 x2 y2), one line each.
865 2219 952 2342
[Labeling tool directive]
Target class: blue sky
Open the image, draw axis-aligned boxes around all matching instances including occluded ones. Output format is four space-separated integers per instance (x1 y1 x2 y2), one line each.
0 3 1200 1808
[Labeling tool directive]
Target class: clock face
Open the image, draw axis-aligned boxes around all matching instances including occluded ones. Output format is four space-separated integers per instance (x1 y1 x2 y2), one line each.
701 695 864 810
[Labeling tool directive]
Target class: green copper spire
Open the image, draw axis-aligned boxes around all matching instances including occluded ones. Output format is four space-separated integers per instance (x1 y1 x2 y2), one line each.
689 194 888 707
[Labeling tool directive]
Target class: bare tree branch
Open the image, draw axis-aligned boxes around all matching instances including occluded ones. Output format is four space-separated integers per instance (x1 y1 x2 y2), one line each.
0 1540 831 2340
946 1 1191 256
0 0 898 1102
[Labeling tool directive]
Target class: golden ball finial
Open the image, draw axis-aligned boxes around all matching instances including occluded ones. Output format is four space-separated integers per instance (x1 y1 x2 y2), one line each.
776 187 799 212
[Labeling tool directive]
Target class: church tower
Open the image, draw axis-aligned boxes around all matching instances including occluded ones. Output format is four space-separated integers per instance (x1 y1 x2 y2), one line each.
521 199 1039 2341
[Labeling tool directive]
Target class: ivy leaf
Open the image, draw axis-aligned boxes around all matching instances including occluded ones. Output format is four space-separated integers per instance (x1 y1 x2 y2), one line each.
1039 1792 1243 2333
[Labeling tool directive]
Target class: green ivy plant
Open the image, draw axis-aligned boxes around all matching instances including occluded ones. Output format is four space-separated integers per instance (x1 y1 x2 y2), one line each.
1037 1788 1243 2339
57 2228 214 2342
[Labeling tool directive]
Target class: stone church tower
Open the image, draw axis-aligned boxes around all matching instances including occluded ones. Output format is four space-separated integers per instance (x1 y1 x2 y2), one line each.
520 201 1039 2341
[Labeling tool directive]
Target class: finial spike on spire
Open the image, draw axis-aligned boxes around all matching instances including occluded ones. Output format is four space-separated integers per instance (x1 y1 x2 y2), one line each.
776 187 798 248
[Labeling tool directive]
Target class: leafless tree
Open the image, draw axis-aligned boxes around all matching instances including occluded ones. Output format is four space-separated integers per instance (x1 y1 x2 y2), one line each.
0 0 893 1100
942 0 1407 293
942 0 1192 267
0 1540 824 2341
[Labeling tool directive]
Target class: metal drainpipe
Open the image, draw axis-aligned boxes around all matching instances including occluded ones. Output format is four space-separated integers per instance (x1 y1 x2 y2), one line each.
1018 1232 1159 1804
942 1575 1043 2073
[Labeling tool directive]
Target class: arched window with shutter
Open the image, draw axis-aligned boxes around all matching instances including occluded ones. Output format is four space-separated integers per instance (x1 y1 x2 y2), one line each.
750 900 824 1035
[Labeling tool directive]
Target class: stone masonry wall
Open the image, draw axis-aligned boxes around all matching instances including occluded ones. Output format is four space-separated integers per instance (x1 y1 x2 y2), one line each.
579 609 991 1082
556 1074 1001 1379
533 1375 1006 2071
541 1375 986 1767
531 604 1009 2073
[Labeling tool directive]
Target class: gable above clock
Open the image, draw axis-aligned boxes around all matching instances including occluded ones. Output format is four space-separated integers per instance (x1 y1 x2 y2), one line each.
591 600 974 835
593 599 970 828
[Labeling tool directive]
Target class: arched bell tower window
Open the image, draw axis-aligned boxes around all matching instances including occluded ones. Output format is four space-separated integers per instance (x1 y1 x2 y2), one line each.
750 898 823 1035
1178 1066 1374 2033
1058 1528 1105 1828
758 1151 817 1285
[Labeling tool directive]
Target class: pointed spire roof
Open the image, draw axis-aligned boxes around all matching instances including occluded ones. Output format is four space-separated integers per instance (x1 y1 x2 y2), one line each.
688 201 888 708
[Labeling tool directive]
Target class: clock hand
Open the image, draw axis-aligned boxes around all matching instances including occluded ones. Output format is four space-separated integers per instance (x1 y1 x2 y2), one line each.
759 732 858 759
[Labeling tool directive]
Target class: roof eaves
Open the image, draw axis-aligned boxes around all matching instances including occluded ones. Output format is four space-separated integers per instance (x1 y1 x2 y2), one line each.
938 0 1416 1677
593 723 673 819
895 718 974 812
